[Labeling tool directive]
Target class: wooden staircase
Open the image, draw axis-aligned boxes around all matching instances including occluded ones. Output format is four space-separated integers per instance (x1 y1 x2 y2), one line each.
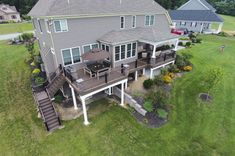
46 74 66 98
33 91 62 132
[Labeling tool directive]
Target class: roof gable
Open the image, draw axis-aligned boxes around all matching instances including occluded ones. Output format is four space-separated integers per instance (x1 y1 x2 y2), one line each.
29 0 167 17
0 4 18 14
178 0 216 12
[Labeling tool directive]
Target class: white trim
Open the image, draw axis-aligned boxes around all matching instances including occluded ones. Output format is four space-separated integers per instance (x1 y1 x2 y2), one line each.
37 18 43 34
61 46 82 66
53 19 68 33
120 16 125 29
145 15 155 26
132 15 136 28
44 19 51 34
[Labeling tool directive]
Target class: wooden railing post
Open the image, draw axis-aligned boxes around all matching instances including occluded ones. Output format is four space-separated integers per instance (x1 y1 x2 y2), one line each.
164 54 167 61
135 60 138 68
105 72 108 83
121 64 124 74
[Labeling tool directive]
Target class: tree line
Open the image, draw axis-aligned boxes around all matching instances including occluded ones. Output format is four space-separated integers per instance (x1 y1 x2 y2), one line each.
0 0 234 16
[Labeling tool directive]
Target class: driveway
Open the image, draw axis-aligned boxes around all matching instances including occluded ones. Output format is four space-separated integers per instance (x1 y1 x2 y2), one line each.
0 31 34 41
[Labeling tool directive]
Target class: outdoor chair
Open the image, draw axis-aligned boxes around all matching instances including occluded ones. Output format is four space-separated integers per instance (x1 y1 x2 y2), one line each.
83 66 96 78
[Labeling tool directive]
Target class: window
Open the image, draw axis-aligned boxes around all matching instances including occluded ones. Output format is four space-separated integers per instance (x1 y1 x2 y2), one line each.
114 42 137 61
37 19 42 33
11 15 16 19
101 44 110 52
62 47 81 66
132 43 137 57
115 46 120 61
83 43 99 53
132 16 136 28
54 19 68 33
145 15 154 26
191 22 196 27
0 16 3 20
120 16 125 29
180 21 186 26
121 45 126 59
127 44 132 58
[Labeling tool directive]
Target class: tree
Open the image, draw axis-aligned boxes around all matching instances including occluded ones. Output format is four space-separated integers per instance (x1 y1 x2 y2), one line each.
202 67 224 100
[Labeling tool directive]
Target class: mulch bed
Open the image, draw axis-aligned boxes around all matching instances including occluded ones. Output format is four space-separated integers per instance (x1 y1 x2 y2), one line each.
199 93 213 103
132 110 168 128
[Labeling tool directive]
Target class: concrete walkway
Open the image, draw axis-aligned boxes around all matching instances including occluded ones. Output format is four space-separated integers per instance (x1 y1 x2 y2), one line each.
0 31 34 41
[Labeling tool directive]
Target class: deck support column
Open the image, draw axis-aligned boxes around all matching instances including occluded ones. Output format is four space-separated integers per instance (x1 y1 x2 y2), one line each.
121 82 124 106
69 85 78 110
135 71 138 81
143 68 146 76
125 82 128 89
150 69 154 79
81 97 90 125
108 87 112 95
200 23 204 33
217 23 223 34
174 39 179 51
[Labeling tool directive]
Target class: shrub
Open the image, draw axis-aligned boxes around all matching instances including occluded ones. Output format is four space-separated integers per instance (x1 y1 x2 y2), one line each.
196 38 202 43
178 42 183 46
143 79 154 89
21 15 31 21
168 72 175 79
183 66 193 71
144 100 154 112
30 61 36 66
157 109 168 119
175 55 186 69
54 95 64 103
161 68 168 75
163 75 172 84
189 33 197 40
185 42 192 47
35 77 45 86
217 31 229 37
32 68 41 76
154 75 164 86
21 33 34 42
168 64 178 73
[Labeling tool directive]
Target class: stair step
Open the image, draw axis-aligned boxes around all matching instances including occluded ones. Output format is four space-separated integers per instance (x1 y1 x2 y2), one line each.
44 112 57 119
47 118 59 126
47 121 60 129
48 124 60 132
41 105 54 112
46 116 58 123
38 98 50 103
43 109 56 116
39 101 51 107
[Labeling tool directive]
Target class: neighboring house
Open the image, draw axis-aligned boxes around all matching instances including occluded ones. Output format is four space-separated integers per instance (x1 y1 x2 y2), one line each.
29 0 179 130
0 4 21 23
169 0 224 34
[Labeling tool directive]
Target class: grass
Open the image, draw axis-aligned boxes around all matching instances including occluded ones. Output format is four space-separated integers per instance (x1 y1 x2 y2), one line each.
212 14 235 33
0 22 33 35
0 35 235 155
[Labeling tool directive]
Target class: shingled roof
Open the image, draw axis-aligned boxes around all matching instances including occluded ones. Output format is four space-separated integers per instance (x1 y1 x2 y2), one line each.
29 0 167 17
98 27 178 45
199 0 216 12
169 10 223 23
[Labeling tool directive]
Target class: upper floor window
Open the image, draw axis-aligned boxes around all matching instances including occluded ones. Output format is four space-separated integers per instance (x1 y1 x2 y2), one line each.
145 15 154 26
37 19 43 33
54 19 68 33
83 43 99 53
62 47 81 66
132 16 136 28
120 16 125 29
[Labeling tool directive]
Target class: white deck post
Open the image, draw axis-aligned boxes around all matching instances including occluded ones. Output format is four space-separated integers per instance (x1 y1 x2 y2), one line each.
143 68 146 76
121 82 124 106
69 85 78 110
150 69 153 79
135 70 138 81
81 97 90 125
200 23 204 33
152 45 157 58
174 39 179 51
125 82 128 89
217 23 223 34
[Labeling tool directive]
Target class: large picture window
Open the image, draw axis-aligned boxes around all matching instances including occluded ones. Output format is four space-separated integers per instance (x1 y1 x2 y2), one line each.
114 42 137 61
62 47 81 66
145 15 154 26
54 19 68 33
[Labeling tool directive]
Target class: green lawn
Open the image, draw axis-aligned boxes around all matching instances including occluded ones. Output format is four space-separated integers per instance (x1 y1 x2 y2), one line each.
220 14 235 32
0 22 33 35
0 35 235 155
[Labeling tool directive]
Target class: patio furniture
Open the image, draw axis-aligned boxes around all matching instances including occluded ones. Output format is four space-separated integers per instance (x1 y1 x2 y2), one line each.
155 51 161 57
83 67 96 78
142 52 148 58
85 61 111 80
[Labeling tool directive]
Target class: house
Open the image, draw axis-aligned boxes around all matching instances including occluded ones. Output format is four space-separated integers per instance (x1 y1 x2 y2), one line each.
29 0 179 131
169 0 224 34
0 4 21 23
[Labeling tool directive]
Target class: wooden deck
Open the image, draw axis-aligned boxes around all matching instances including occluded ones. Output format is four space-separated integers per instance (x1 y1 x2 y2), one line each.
66 68 127 95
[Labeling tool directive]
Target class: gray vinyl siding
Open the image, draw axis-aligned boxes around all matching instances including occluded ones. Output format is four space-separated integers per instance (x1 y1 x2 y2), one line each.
178 0 208 10
33 18 57 77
